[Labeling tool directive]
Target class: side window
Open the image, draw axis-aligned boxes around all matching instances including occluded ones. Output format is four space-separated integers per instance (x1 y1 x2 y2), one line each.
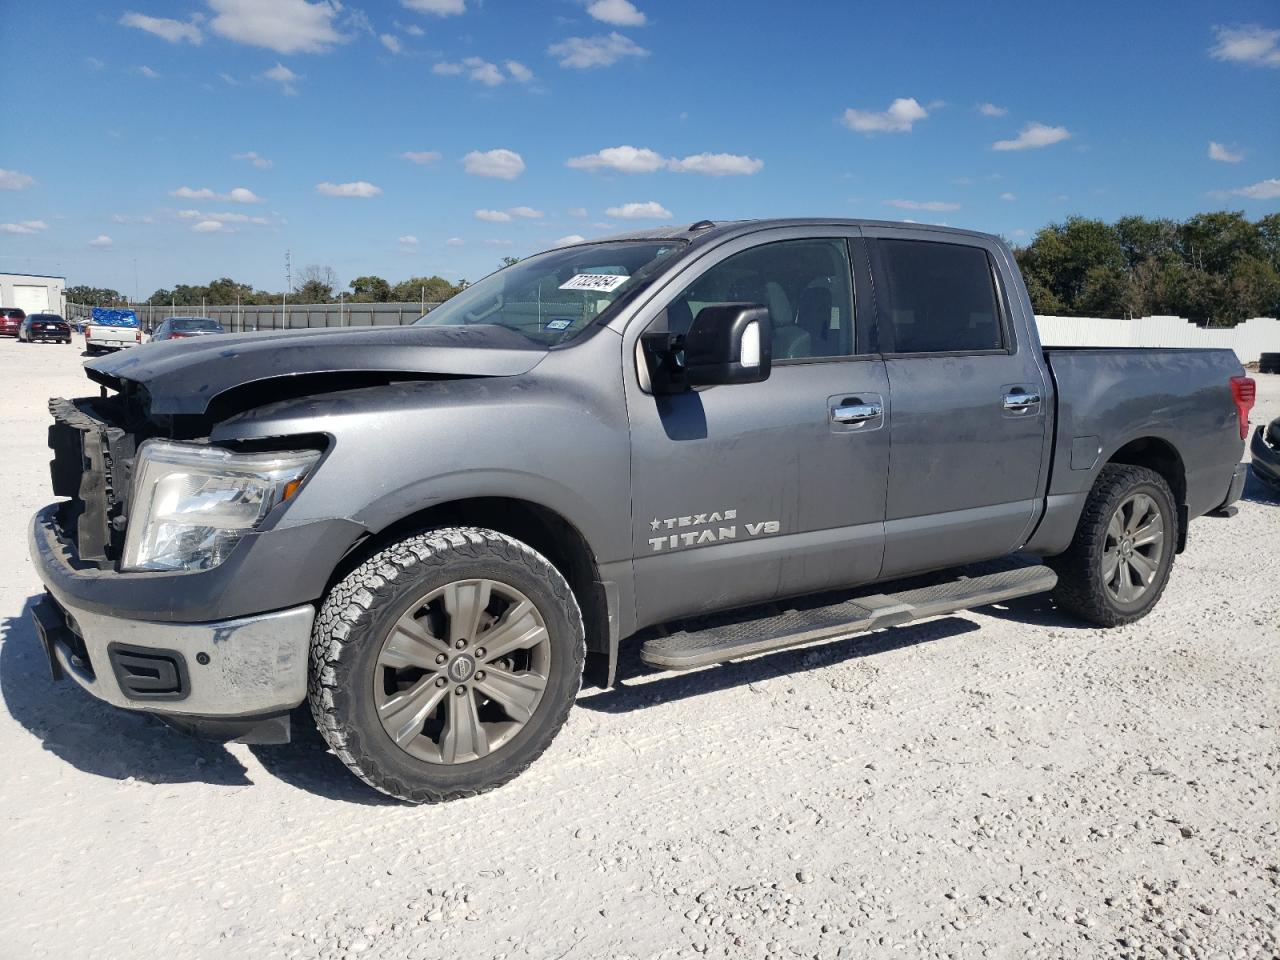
662 239 856 360
875 240 1004 354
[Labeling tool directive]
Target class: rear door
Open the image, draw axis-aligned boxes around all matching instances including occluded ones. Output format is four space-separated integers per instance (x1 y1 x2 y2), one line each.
863 230 1049 577
622 228 892 627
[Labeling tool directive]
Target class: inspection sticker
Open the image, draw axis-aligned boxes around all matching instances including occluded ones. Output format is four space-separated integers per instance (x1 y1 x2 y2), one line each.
545 319 573 331
559 273 629 293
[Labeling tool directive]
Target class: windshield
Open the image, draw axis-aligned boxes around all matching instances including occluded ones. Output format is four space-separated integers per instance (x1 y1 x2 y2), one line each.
413 239 686 345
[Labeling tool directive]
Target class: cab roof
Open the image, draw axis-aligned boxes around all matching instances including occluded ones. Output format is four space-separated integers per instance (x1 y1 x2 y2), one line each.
592 218 1000 246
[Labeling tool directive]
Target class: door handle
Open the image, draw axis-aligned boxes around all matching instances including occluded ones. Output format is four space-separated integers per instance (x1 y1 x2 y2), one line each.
1002 391 1041 412
832 400 883 424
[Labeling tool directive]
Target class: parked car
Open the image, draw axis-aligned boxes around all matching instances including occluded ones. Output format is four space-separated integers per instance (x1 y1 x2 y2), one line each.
0 307 26 337
29 218 1253 803
18 313 71 344
151 316 226 341
84 308 141 354
1251 416 1280 492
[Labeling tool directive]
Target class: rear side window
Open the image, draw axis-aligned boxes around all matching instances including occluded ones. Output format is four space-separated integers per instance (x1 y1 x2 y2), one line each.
875 240 1004 354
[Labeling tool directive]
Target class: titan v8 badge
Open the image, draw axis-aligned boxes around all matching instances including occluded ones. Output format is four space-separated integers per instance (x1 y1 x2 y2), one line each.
646 508 780 552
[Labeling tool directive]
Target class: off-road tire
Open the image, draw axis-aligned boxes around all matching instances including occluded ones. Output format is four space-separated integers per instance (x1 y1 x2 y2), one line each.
1049 464 1178 626
308 527 584 803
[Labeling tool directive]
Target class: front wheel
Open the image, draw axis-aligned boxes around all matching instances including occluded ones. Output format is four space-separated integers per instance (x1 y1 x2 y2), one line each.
309 527 584 802
1049 464 1178 626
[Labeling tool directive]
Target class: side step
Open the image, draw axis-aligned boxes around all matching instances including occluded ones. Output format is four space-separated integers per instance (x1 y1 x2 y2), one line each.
639 564 1058 671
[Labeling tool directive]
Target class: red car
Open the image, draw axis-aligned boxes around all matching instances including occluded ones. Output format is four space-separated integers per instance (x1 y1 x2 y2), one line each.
0 307 25 337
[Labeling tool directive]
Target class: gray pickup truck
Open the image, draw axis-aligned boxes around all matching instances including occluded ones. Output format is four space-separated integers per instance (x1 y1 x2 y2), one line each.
29 219 1255 802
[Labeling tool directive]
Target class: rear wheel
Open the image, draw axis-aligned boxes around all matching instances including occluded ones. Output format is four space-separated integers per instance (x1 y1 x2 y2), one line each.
1050 464 1177 626
309 527 584 802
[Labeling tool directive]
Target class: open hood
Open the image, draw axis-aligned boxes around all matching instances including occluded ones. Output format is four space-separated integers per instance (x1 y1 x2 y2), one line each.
85 323 547 416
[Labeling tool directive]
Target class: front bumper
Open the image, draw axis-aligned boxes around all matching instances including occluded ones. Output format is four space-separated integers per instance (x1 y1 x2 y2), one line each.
31 589 313 718
1251 424 1280 489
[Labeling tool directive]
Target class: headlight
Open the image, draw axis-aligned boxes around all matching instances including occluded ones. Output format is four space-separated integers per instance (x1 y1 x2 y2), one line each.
122 440 320 572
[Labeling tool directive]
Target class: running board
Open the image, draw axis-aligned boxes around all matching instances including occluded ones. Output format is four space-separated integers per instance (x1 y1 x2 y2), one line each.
639 564 1058 671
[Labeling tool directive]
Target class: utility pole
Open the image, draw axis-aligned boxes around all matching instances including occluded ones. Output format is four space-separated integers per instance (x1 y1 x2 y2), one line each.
283 249 291 329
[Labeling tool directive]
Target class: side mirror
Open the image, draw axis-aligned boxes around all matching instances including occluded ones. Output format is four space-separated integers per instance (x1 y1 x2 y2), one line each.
641 303 772 394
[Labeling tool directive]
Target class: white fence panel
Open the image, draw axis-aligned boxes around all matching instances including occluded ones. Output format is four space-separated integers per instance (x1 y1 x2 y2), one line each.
1035 315 1280 364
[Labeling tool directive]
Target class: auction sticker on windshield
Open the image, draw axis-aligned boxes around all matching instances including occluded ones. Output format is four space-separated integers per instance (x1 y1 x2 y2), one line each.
559 273 629 293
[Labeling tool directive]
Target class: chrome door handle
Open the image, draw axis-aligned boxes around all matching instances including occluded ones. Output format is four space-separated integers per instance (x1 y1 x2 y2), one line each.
1002 392 1041 412
832 401 882 424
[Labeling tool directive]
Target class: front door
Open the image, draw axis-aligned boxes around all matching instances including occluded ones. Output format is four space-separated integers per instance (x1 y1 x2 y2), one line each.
623 233 892 628
864 231 1050 577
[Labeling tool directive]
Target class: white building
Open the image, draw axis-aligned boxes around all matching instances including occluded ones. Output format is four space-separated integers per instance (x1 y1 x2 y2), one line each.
0 272 66 315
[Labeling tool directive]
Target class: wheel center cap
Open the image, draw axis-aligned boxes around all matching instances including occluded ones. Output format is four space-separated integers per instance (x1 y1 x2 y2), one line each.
447 654 477 683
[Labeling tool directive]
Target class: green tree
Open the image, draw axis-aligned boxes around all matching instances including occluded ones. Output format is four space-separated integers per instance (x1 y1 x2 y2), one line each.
348 275 391 302
389 275 463 304
499 256 520 268
66 284 124 305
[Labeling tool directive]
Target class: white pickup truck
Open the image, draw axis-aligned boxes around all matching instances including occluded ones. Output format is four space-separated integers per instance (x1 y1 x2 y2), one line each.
84 308 142 355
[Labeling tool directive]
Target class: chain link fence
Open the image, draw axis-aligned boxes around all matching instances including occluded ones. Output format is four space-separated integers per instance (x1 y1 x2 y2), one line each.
65 301 442 334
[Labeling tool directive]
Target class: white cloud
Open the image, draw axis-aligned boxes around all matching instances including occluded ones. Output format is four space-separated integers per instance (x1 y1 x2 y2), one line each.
192 220 227 233
0 220 49 235
1209 25 1280 68
505 59 533 82
568 207 588 217
137 65 161 79
170 186 219 200
402 0 466 14
509 206 544 218
176 209 270 225
554 234 588 246
86 56 106 69
842 97 928 133
120 11 202 44
475 209 513 222
112 213 155 224
1208 141 1243 163
992 122 1071 151
89 234 114 247
1229 178 1280 200
669 152 763 176
568 145 667 173
548 32 648 69
171 185 264 203
436 56 505 85
586 0 646 27
399 234 419 245
978 102 1007 117
315 180 382 198
484 238 514 247
605 200 671 219
262 62 301 94
219 71 240 85
401 23 425 36
209 0 346 55
380 33 402 54
446 237 465 246
1000 192 1017 202
883 199 961 211
400 150 442 164
0 168 36 190
463 148 525 179
567 146 763 176
233 151 273 169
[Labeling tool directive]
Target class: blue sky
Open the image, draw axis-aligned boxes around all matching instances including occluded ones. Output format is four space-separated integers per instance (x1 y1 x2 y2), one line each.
1 0 1277 297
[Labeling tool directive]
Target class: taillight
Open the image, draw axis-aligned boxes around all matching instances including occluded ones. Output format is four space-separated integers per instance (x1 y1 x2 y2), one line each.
1230 375 1255 440
136 330 142 341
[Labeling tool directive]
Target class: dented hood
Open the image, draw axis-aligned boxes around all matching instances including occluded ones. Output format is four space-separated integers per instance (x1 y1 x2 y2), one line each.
85 323 547 416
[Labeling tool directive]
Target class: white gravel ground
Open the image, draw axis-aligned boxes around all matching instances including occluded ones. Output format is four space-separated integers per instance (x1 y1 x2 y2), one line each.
1 336 1276 960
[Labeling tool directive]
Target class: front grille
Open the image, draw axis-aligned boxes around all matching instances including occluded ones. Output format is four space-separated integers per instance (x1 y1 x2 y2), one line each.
48 398 138 563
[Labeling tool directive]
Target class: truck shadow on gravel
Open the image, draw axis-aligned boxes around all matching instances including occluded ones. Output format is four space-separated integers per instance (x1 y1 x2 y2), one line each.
0 595 391 804
580 615 982 713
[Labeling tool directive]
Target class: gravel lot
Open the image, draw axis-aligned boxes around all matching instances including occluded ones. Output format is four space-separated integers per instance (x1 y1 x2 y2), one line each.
1 335 1276 960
